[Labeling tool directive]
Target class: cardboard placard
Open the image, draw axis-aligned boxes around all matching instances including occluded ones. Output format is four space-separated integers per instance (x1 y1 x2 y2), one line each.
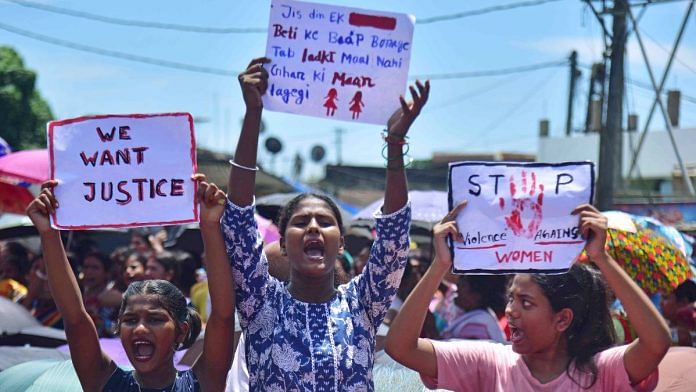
448 162 595 274
48 113 198 229
263 0 414 124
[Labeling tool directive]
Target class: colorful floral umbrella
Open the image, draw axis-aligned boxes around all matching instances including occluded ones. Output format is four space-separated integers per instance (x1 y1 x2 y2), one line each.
578 226 692 295
633 215 692 259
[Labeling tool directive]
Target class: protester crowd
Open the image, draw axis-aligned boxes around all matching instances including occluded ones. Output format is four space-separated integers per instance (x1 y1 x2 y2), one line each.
0 56 693 391
2 235 693 349
0 231 205 337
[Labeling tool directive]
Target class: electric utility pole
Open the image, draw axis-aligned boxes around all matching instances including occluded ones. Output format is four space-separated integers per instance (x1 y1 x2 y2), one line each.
566 51 580 136
334 128 345 165
596 0 627 210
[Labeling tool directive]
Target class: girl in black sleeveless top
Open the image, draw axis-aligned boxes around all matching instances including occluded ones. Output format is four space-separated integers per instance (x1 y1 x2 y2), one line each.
27 175 234 391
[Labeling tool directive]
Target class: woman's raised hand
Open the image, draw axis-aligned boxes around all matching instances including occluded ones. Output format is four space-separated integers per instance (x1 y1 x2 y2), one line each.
238 57 271 111
572 203 609 262
387 80 430 138
26 181 59 234
432 200 467 268
193 174 226 225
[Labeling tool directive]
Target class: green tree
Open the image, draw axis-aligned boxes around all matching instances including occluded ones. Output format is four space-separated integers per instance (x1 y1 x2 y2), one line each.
0 46 54 150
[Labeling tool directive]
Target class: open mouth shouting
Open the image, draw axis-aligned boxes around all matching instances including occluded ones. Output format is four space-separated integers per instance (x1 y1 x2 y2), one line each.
509 323 525 345
132 339 156 362
304 239 325 262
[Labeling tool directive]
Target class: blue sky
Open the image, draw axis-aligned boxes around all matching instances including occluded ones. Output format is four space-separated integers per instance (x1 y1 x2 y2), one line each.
1 0 694 181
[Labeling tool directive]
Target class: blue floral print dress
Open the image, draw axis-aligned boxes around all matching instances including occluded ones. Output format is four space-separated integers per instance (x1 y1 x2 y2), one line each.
221 200 411 392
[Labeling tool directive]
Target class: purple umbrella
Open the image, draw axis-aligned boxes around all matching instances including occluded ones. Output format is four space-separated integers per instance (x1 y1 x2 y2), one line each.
58 338 190 370
0 136 11 158
353 190 449 223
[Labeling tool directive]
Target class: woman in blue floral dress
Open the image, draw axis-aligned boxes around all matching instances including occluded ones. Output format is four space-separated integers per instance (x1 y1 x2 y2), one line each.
222 57 430 391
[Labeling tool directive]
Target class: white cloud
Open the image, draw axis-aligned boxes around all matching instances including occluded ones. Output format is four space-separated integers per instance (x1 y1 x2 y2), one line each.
520 36 696 73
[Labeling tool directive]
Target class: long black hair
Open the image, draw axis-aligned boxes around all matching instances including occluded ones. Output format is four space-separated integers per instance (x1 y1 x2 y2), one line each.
277 193 345 236
531 263 615 389
117 280 201 350
674 279 696 303
460 274 509 314
81 251 112 273
1 241 30 281
152 251 180 284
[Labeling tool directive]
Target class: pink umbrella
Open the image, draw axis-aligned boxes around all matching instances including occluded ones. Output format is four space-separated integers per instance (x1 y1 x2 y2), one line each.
256 214 280 244
0 149 48 184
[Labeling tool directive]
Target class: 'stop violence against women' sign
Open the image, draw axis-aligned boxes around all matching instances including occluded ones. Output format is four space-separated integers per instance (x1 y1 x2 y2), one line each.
448 162 595 274
48 113 198 229
263 0 415 125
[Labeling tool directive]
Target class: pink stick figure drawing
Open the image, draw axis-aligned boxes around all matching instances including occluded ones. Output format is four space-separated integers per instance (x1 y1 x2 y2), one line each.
323 88 338 116
499 171 544 238
349 91 365 120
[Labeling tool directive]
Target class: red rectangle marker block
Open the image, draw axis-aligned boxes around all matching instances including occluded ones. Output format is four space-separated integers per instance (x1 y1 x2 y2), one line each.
349 12 396 30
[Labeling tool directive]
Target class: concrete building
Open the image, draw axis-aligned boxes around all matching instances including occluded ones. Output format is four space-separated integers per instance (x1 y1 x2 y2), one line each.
538 127 696 197
320 152 535 207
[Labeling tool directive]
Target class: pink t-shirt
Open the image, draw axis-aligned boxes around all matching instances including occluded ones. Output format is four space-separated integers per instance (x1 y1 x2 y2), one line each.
421 341 658 392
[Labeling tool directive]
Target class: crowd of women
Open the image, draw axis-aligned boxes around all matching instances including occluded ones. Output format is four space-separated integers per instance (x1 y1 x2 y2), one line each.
0 56 694 391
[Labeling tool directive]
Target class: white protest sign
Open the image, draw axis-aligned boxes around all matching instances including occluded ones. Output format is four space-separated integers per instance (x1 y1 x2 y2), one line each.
48 113 198 229
263 0 414 125
448 162 595 274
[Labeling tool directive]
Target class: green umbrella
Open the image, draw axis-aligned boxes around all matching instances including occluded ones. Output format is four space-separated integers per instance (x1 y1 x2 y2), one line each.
0 359 81 391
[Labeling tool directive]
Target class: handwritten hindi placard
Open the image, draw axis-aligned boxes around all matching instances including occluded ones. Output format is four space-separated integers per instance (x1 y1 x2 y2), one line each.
448 162 595 274
263 0 415 125
48 113 198 229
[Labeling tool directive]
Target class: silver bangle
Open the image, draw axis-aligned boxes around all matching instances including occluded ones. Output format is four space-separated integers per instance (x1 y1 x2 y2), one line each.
228 159 259 171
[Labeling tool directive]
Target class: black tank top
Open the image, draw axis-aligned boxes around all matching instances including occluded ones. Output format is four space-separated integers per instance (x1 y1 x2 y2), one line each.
102 367 199 392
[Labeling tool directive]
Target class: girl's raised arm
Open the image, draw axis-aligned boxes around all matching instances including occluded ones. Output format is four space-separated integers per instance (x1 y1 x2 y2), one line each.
191 174 235 391
26 181 114 390
573 204 670 384
385 202 467 377
382 80 429 214
227 57 270 207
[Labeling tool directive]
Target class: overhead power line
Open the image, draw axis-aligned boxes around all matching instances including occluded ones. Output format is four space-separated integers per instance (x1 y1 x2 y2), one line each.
626 0 690 6
5 0 566 32
578 63 696 106
640 27 696 75
479 67 562 135
4 0 266 33
0 21 237 76
628 77 696 105
410 60 568 80
0 19 571 81
417 0 565 24
425 71 534 113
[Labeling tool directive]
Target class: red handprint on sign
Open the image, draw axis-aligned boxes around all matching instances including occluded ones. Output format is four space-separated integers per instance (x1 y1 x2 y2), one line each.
499 171 544 238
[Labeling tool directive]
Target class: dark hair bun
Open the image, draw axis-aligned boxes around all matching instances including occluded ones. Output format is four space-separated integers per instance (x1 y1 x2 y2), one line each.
180 307 202 350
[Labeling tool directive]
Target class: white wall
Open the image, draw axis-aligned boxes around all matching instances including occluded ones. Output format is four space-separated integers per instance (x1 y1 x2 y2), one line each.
537 128 696 179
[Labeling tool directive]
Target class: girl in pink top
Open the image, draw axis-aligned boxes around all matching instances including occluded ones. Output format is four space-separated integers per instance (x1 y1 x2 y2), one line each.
386 202 671 391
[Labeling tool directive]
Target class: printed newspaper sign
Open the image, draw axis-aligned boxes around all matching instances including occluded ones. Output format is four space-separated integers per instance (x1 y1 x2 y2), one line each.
448 162 595 274
263 0 415 124
48 113 198 229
